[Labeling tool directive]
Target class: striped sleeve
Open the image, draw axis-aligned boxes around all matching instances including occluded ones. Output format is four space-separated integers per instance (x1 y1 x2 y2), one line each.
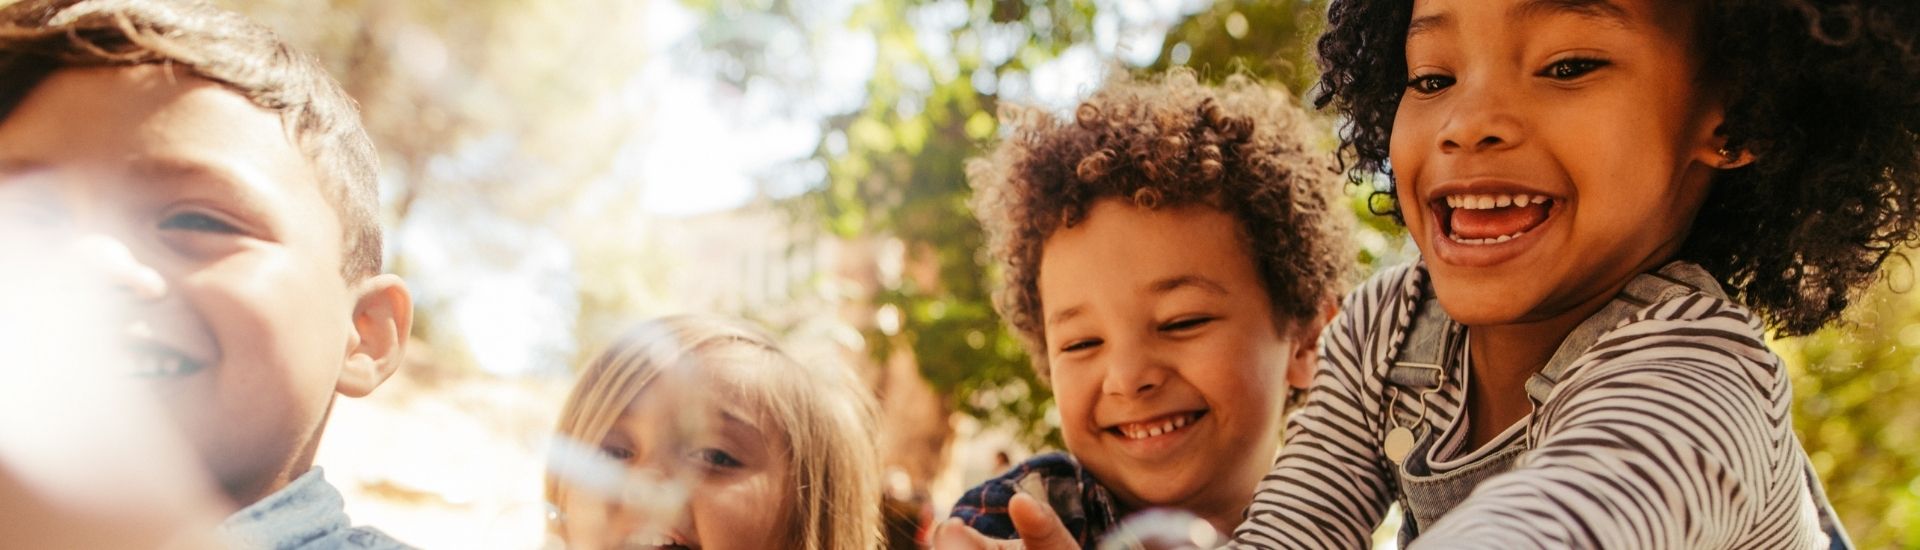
1230 267 1412 549
1410 296 1824 549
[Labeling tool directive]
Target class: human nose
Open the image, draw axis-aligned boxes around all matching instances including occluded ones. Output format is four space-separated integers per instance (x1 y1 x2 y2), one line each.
1434 78 1525 154
65 233 166 302
1100 338 1171 397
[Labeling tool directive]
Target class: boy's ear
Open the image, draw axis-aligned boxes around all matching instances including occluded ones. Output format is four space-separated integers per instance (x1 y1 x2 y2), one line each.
338 274 412 398
1285 301 1338 390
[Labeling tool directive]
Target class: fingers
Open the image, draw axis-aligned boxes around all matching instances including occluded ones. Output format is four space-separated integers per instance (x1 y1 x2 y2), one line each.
932 518 1025 550
1007 493 1078 550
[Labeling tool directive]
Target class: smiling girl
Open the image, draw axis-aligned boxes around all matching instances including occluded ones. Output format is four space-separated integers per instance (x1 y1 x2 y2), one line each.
1231 0 1920 548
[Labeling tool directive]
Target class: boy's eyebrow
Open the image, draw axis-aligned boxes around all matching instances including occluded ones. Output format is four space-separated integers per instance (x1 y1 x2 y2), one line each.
1148 274 1230 296
1511 0 1631 27
128 156 278 210
129 156 247 187
1047 304 1086 327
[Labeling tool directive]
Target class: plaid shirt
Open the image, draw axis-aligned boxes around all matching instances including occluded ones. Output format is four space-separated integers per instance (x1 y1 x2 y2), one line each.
948 452 1119 549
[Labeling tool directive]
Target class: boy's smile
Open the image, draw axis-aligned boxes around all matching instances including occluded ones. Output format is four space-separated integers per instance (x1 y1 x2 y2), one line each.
0 65 407 505
1101 409 1210 461
125 319 217 379
1038 199 1313 533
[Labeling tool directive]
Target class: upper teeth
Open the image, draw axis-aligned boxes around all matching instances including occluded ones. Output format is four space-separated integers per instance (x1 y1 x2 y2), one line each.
1446 193 1550 210
1119 414 1195 440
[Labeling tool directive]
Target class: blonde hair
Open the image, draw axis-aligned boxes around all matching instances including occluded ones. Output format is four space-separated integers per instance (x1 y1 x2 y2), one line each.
547 315 881 550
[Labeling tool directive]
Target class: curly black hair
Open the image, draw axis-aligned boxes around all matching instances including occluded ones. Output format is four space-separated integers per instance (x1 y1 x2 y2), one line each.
970 69 1354 381
1313 0 1920 336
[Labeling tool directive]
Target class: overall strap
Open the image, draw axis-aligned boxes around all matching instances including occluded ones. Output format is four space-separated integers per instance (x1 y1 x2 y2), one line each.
1523 261 1726 402
1387 294 1456 391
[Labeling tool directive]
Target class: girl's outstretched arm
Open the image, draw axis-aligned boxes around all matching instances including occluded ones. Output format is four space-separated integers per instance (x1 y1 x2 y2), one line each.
1415 301 1821 549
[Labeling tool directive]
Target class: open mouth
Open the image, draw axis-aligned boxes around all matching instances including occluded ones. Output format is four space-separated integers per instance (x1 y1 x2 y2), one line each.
1435 192 1558 245
1107 410 1206 441
126 344 209 378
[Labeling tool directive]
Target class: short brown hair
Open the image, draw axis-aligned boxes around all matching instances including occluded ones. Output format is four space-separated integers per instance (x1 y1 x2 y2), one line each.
0 0 382 280
969 69 1354 381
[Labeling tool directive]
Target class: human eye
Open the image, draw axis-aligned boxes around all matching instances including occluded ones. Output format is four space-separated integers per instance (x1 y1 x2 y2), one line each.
600 445 635 462
1537 57 1610 81
1059 337 1103 353
1405 72 1455 95
1158 315 1216 333
158 211 242 234
688 448 743 470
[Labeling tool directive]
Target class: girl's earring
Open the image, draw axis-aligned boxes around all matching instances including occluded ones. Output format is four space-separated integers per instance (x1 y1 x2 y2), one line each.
1717 147 1737 167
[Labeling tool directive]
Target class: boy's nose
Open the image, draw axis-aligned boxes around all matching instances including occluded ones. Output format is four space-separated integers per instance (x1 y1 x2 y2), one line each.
67 234 167 301
1102 347 1171 397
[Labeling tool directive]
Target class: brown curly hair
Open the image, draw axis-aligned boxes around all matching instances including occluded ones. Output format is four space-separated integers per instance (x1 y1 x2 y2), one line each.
0 0 383 281
1312 0 1920 336
970 69 1355 381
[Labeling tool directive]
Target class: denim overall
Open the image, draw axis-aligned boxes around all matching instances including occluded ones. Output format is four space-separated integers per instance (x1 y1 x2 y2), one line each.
1381 262 1853 548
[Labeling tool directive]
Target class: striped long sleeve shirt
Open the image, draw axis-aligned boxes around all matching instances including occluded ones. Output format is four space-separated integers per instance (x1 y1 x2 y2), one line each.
1231 263 1835 549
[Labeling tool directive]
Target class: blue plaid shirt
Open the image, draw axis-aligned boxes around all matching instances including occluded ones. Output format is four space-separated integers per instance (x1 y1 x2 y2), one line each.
949 452 1119 549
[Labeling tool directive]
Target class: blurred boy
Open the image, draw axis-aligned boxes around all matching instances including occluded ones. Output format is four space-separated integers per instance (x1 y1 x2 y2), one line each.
0 0 414 547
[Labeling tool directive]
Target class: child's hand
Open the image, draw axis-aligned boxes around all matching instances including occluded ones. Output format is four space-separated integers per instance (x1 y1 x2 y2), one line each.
932 493 1078 550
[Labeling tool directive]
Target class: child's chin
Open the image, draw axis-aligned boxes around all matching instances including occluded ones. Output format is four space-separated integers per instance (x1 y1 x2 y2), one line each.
1429 277 1554 326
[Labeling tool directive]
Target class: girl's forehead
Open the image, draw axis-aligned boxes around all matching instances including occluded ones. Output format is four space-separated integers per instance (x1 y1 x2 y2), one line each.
1406 0 1703 58
626 356 775 426
1407 0 1685 32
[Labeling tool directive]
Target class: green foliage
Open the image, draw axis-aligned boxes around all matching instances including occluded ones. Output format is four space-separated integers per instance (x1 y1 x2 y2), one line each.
1150 0 1327 95
1776 264 1920 548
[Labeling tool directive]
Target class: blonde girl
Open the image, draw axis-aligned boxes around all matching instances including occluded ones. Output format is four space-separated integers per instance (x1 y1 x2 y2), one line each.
547 315 880 550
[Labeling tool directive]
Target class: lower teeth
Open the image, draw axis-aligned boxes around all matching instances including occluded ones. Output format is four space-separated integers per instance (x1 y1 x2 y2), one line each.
1452 232 1524 245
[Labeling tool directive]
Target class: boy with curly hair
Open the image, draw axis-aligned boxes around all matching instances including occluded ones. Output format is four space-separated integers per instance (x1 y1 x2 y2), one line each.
933 69 1354 549
0 0 415 547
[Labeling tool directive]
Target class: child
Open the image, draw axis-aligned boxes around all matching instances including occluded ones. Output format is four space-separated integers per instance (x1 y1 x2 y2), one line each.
1227 0 1920 548
546 315 882 550
0 0 416 547
934 69 1355 548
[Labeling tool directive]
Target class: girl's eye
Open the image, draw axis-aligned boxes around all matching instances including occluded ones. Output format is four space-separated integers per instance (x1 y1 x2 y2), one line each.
1539 58 1609 80
159 212 241 234
601 446 635 461
1160 316 1216 332
1406 74 1454 95
689 448 742 469
1060 338 1102 353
